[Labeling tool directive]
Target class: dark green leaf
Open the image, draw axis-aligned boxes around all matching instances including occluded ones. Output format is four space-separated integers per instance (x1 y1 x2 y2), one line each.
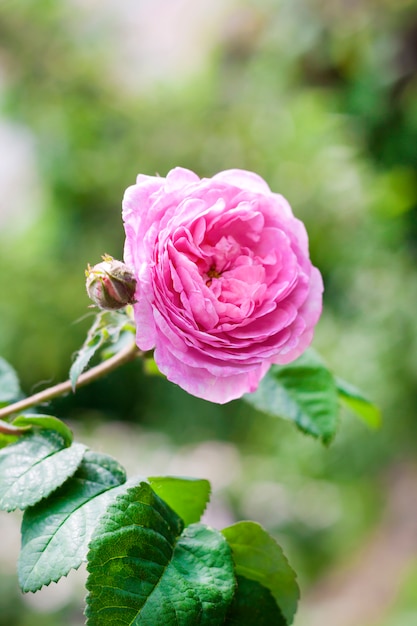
12 414 73 446
0 357 22 406
18 450 127 592
148 476 211 526
336 378 381 428
222 521 299 625
86 483 235 625
224 575 286 625
0 429 86 512
244 350 339 443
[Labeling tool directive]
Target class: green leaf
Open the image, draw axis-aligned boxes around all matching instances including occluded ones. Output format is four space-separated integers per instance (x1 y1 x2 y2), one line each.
244 350 339 443
18 450 127 592
222 521 299 625
336 378 381 428
0 431 64 472
70 320 106 390
224 576 286 625
86 483 235 625
0 429 86 512
143 357 164 377
0 357 22 406
70 310 135 389
12 414 74 446
0 433 19 449
148 476 211 526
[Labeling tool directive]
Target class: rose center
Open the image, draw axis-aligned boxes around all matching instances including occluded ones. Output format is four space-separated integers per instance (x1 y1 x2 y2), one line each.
205 265 222 286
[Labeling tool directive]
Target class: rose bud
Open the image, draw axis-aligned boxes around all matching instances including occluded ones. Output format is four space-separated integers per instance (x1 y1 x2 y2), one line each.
85 255 136 310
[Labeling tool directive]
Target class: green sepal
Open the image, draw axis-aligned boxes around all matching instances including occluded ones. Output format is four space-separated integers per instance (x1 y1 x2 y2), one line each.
148 476 211 526
86 483 235 625
18 450 127 592
222 521 299 625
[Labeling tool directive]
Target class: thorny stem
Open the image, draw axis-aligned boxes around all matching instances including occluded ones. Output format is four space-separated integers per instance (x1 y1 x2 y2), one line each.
0 341 141 434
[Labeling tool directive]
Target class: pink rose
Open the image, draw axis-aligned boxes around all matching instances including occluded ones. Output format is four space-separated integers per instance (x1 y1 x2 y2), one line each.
123 167 323 404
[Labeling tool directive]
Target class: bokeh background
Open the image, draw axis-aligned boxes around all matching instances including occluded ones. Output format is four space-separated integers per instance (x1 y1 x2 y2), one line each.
1 0 417 624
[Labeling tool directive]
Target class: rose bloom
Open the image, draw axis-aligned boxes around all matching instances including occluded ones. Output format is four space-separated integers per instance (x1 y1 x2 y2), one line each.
123 168 323 404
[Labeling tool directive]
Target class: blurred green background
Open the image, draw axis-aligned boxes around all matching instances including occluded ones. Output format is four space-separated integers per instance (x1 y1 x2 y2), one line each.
1 0 417 624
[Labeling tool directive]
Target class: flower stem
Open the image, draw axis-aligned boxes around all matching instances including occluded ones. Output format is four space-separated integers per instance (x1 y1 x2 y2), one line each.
0 341 141 428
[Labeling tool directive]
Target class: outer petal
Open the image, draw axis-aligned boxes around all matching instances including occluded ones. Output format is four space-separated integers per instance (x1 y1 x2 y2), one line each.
212 169 272 195
165 166 200 190
132 299 156 352
271 267 324 364
298 266 324 328
154 338 268 404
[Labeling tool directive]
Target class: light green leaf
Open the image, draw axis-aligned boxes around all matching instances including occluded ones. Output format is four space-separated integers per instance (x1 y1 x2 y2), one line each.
0 357 22 406
12 414 74 446
224 575 286 625
222 521 299 625
148 476 211 526
143 357 163 377
336 378 381 428
0 433 19 449
86 483 235 625
244 350 339 443
18 450 127 592
0 429 86 512
70 320 106 390
70 311 135 389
